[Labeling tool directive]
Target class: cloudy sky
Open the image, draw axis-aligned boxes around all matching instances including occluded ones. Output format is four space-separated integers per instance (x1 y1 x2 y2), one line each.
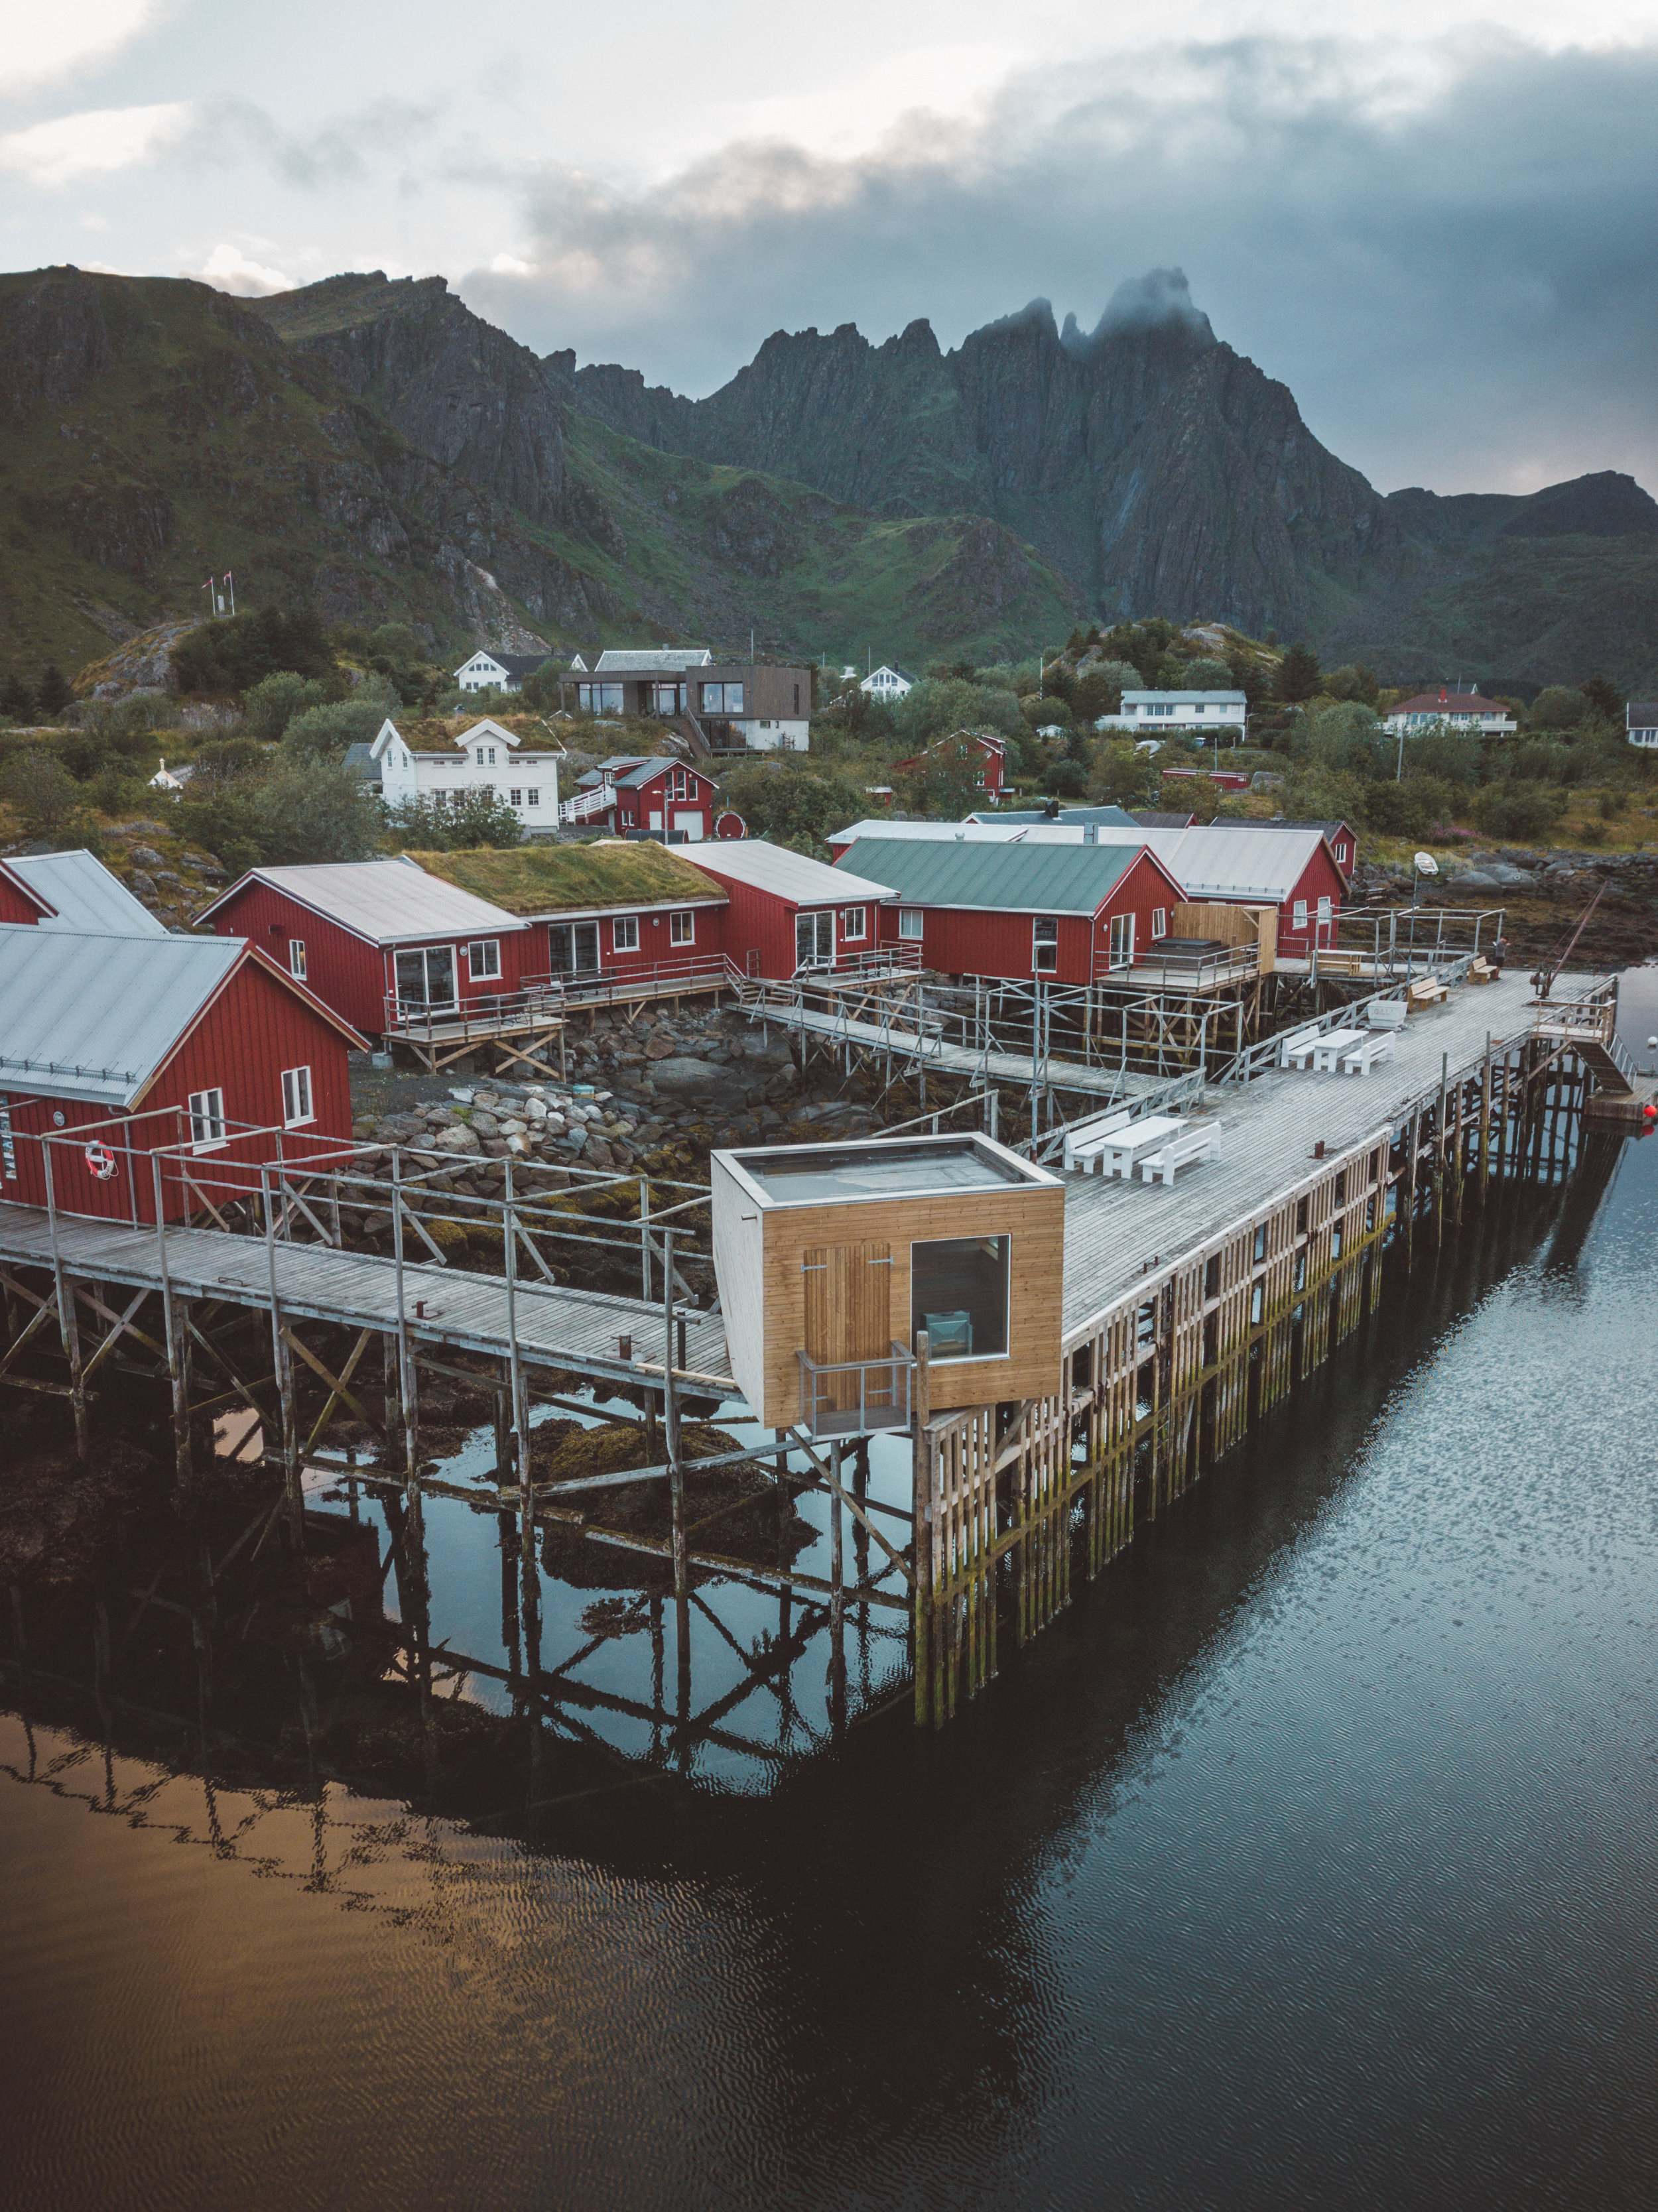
4 0 1655 497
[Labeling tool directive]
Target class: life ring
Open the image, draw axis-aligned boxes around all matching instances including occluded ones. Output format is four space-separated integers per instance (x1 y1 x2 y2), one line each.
84 1140 119 1182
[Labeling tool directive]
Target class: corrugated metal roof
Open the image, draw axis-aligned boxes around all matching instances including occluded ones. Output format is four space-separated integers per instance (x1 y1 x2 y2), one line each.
198 858 529 946
970 805 1139 827
689 840 894 905
838 837 1143 915
0 926 245 1106
1070 823 1331 901
832 818 1096 847
6 849 168 938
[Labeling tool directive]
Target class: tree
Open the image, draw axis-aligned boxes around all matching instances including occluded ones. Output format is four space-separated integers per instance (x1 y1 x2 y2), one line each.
36 665 73 717
244 671 330 739
1087 740 1159 809
1 672 36 722
713 762 873 857
891 677 1023 748
281 682 401 760
1040 759 1089 799
1071 660 1139 725
385 791 525 851
1321 664 1380 704
248 755 386 865
898 735 991 819
1580 674 1622 721
1182 656 1233 691
1529 685 1587 731
1275 644 1321 702
171 605 335 694
0 749 98 845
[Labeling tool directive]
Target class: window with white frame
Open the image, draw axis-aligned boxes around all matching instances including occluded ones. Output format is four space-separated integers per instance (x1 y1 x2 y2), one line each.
0 1099 16 1180
1334 841 1350 864
1317 896 1332 922
898 909 925 940
1151 908 1167 940
1033 916 1059 974
468 940 501 981
613 914 640 953
510 788 523 807
670 910 695 946
526 788 540 808
1108 912 1135 968
669 767 693 802
288 938 306 979
841 906 866 942
281 1065 314 1127
188 1087 225 1148
1292 900 1308 928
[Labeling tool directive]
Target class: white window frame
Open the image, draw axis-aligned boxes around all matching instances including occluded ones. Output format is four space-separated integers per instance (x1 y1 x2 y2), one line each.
526 787 540 807
467 939 501 982
281 1065 314 1129
841 906 867 942
1033 916 1059 975
1334 841 1350 865
1152 907 1167 940
1108 912 1135 969
613 914 640 954
188 1086 227 1151
1317 896 1332 923
288 938 306 980
1292 900 1308 929
669 910 695 947
898 908 925 940
509 787 523 807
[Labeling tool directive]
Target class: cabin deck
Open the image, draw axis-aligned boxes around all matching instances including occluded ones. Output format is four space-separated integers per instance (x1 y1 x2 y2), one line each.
1059 967 1551 1336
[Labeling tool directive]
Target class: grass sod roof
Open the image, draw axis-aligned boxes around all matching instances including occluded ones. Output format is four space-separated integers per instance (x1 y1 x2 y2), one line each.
405 840 726 914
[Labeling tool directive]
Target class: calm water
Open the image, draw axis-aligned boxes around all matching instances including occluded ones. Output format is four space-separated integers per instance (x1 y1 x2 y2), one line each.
3 974 1656 2211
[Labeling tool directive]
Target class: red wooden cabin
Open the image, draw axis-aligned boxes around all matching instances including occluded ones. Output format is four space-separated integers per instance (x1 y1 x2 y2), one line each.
198 858 535 1038
893 731 1008 804
836 837 1186 985
561 756 720 840
682 840 897 977
0 849 166 934
0 926 365 1224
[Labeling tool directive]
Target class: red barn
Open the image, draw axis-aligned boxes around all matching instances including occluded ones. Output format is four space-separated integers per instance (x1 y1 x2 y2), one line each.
0 925 365 1224
837 836 1187 985
559 756 720 841
198 858 535 1038
682 839 897 977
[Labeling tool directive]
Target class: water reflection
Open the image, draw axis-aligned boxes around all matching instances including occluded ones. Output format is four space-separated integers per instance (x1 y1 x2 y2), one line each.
3 1068 1655 2211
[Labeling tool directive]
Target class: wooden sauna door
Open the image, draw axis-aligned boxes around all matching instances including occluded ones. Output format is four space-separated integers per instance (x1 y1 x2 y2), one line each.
803 1242 891 1408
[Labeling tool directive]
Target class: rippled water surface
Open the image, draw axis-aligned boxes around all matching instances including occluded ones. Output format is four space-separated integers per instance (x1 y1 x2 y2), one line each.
4 974 1657 2211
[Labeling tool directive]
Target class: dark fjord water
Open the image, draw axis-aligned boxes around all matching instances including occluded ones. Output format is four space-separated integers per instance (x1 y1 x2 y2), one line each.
4 975 1656 2212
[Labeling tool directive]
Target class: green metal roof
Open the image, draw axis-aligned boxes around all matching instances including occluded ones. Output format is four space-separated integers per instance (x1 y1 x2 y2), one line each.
838 837 1145 916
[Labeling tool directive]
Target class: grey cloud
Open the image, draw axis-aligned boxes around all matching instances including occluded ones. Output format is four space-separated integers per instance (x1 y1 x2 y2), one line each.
1090 268 1214 346
460 33 1658 495
182 96 438 190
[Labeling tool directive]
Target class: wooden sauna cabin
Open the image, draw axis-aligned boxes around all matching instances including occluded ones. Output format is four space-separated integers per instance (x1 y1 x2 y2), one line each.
710 1133 1065 1437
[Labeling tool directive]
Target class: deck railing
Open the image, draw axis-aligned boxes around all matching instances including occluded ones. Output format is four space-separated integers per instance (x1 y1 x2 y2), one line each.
797 1340 914 1439
383 975 566 1043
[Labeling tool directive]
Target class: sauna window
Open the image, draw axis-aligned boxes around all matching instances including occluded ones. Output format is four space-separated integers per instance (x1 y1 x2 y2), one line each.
1294 1250 1307 1290
911 1235 1009 1361
1295 1197 1309 1235
1249 1280 1264 1325
1204 1254 1221 1299
1253 1223 1267 1262
1334 1170 1346 1204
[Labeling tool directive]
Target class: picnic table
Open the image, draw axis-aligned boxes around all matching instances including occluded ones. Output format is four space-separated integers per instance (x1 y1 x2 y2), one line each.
1284 1026 1365 1072
1092 1115 1188 1179
1062 1106 1135 1172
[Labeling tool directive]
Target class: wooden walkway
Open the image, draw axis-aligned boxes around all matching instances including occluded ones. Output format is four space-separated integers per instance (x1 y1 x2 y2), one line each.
1060 968 1549 1335
0 1211 734 1392
771 1001 1168 1101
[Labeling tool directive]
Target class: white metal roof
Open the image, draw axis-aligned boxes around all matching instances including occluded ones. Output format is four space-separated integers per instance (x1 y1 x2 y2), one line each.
0 926 245 1107
196 858 529 946
686 839 894 906
1121 689 1247 707
830 818 1086 848
3 849 167 937
592 648 712 672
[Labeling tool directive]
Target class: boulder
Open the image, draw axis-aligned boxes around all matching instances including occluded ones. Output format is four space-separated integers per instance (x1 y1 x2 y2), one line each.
436 1125 481 1155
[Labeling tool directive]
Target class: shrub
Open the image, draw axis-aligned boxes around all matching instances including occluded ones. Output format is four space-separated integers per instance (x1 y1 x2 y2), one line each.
248 755 386 865
1471 780 1566 841
891 678 1023 748
1039 759 1089 799
172 606 334 694
1182 656 1233 692
1528 686 1587 731
385 791 525 850
714 761 874 857
281 682 400 760
0 748 99 845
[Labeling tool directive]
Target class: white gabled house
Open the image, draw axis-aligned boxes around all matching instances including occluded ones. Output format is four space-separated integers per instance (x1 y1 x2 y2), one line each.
860 664 916 702
454 648 552 694
1096 690 1248 733
370 717 561 830
1383 689 1517 737
1627 702 1658 751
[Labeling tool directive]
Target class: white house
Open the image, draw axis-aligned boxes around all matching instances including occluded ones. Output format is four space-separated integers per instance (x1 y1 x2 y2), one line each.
454 648 552 694
1096 690 1248 733
1627 702 1658 750
860 664 916 702
1383 689 1517 737
369 717 560 830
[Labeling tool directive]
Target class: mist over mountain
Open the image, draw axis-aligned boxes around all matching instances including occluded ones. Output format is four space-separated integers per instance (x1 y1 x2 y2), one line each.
3 260 1655 688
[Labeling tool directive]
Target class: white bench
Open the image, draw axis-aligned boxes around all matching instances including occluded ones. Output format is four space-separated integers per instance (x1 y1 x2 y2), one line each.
1340 1032 1395 1075
1310 1027 1368 1072
1366 1000 1408 1030
1093 1115 1188 1180
1062 1105 1136 1172
1277 1024 1326 1067
1138 1124 1220 1185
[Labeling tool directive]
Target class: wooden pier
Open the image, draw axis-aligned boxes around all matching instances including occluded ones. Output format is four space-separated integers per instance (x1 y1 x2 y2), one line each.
0 966 1637 1735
